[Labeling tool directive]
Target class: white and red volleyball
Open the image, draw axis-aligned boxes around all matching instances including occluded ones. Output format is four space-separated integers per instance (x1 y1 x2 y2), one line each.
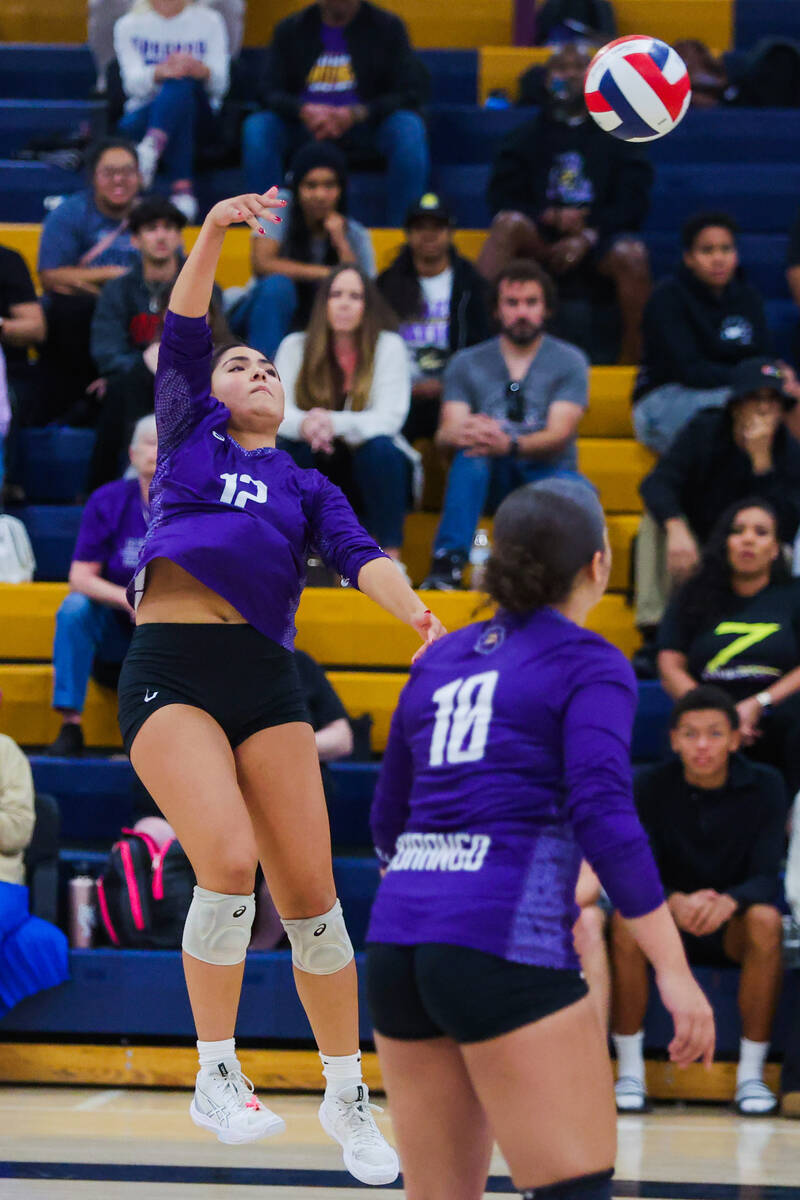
584 35 691 142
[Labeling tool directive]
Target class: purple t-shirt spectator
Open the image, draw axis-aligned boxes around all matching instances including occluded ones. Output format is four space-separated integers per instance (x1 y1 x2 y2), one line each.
73 477 148 588
301 25 361 107
129 311 386 649
368 607 665 969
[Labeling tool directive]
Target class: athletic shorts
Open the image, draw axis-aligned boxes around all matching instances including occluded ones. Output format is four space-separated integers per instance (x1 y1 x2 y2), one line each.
118 623 310 755
365 942 589 1044
680 923 737 968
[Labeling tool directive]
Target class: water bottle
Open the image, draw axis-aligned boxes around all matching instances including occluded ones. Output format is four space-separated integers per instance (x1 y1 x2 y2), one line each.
68 869 97 949
469 528 491 591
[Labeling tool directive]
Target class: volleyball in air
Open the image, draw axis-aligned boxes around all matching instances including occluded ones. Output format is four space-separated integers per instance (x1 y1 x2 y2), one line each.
584 35 691 142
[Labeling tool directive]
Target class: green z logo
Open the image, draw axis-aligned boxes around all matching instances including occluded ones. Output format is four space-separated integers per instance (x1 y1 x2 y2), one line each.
705 622 781 674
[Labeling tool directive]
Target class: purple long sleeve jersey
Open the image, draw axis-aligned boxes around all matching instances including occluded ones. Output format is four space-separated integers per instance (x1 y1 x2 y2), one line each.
128 311 387 648
368 607 665 969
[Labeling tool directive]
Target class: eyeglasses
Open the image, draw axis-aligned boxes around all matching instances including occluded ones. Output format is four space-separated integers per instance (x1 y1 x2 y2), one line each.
505 380 524 423
96 165 139 180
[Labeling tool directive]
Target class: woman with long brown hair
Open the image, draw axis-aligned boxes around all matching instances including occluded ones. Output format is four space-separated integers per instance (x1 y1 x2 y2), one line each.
275 263 414 565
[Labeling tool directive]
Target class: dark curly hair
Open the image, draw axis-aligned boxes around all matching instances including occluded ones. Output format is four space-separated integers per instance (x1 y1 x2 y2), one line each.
485 482 605 614
673 498 788 644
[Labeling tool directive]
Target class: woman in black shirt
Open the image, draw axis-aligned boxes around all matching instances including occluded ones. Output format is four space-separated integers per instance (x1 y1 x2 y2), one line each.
659 498 800 793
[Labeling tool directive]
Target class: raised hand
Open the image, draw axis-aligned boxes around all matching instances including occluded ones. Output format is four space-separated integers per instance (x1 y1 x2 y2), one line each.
411 608 448 663
207 189 286 236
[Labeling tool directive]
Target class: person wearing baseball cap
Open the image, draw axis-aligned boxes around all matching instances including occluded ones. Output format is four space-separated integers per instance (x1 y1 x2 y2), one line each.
377 192 490 442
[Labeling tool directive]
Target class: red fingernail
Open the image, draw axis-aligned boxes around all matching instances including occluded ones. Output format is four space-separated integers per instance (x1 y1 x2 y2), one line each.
258 226 265 235
274 216 282 223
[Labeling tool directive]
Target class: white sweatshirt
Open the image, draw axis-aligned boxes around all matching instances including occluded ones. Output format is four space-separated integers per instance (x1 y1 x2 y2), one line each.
114 3 229 112
0 734 35 887
275 330 411 446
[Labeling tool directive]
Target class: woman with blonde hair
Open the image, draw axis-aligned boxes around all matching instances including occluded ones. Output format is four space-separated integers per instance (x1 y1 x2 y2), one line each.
114 0 230 221
275 264 413 565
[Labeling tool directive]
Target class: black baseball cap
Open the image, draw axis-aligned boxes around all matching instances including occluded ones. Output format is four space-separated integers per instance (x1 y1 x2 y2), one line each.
129 194 187 233
405 193 453 228
727 357 795 410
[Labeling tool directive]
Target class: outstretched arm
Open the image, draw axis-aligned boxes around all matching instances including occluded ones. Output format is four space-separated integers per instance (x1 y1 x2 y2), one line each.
169 190 285 318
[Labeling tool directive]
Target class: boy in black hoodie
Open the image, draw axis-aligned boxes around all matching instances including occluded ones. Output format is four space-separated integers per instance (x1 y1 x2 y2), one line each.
377 194 490 441
633 211 771 455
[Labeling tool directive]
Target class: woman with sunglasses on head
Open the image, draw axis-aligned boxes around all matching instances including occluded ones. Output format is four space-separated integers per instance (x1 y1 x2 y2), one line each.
116 188 445 1186
367 479 714 1200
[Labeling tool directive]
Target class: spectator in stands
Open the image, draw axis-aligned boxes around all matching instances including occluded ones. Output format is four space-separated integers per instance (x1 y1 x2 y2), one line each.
276 264 412 565
37 138 141 424
0 246 46 497
88 196 228 488
637 359 800 635
634 212 773 455
0 712 35 887
228 141 374 359
377 193 490 444
787 204 800 368
114 0 231 224
45 416 157 757
477 43 652 364
241 0 429 226
420 259 589 591
89 0 245 91
658 500 800 794
611 686 785 1117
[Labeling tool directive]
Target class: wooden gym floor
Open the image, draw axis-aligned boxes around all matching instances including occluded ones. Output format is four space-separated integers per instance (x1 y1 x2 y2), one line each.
1 1086 800 1198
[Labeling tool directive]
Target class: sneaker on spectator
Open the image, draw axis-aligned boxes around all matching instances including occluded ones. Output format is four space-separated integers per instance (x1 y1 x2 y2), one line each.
136 137 160 190
735 1079 778 1116
615 1075 649 1113
44 722 84 757
420 550 467 591
170 192 199 224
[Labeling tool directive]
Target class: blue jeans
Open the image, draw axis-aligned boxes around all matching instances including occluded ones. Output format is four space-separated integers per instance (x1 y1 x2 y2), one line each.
632 383 731 455
434 453 590 557
280 434 409 548
52 593 133 713
228 274 297 359
118 78 214 183
241 109 430 226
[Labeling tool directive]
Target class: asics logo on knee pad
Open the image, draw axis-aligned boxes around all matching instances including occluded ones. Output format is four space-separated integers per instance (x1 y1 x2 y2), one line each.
182 886 255 966
233 906 247 918
281 899 354 975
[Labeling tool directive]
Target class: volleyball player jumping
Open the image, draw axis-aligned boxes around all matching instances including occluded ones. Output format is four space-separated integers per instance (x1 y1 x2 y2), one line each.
366 480 715 1200
117 189 444 1187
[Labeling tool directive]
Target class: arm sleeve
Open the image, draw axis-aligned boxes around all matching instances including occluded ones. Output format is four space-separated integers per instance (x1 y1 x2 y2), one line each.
114 16 157 103
90 282 140 375
2 250 37 305
202 9 230 105
441 348 475 409
553 349 589 410
72 490 114 566
306 473 388 584
330 334 410 445
641 287 741 389
562 655 665 918
0 739 35 856
153 309 218 456
639 419 700 524
487 128 539 220
274 334 306 442
37 202 82 272
260 22 304 119
727 773 788 908
655 596 688 653
300 654 349 728
362 18 423 122
589 148 652 237
370 691 414 866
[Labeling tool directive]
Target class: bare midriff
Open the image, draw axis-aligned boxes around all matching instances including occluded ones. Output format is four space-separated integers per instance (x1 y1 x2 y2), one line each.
136 557 248 624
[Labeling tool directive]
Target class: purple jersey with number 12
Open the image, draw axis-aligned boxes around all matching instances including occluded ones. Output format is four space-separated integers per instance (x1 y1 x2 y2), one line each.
368 607 665 970
127 311 387 648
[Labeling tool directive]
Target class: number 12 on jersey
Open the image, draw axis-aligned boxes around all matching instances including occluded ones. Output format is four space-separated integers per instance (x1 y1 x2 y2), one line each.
219 473 268 509
429 671 498 766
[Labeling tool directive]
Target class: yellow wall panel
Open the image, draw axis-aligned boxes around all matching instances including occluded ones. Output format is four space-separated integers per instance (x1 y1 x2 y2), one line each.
246 0 511 50
613 0 733 53
479 46 551 104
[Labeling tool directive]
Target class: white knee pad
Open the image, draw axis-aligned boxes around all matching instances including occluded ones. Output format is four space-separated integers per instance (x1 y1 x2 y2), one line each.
281 899 354 975
182 886 255 966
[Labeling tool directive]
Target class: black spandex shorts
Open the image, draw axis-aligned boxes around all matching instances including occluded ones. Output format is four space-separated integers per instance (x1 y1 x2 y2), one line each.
118 623 310 755
366 942 589 1044
681 924 737 968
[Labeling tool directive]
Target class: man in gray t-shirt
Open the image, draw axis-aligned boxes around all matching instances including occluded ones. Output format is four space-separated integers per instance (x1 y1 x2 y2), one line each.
421 260 590 589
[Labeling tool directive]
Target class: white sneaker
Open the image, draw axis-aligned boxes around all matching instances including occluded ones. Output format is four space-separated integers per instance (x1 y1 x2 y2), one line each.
170 191 199 223
136 137 160 189
319 1083 399 1186
615 1075 649 1113
735 1078 778 1116
190 1061 286 1144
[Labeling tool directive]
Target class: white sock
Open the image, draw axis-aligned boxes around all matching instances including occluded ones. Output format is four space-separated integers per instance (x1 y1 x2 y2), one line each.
612 1030 645 1083
737 1037 769 1087
320 1050 362 1098
197 1037 238 1074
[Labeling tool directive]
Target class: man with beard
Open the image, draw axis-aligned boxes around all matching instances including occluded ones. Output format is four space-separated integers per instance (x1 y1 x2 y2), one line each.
477 43 652 364
421 259 590 590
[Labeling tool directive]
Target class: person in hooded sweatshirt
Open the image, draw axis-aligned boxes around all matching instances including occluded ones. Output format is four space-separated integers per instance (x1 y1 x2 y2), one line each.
633 211 772 456
227 141 375 359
